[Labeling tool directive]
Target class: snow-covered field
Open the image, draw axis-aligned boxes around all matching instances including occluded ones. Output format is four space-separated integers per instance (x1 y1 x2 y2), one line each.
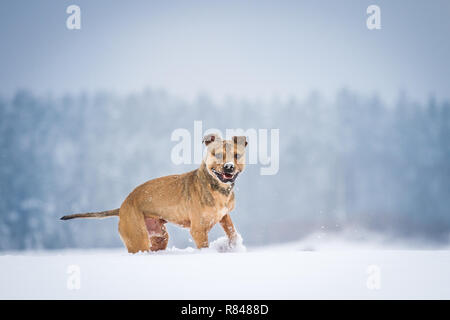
1 233 450 299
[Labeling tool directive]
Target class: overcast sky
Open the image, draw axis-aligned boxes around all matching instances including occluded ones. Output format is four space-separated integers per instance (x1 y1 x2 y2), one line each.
1 0 449 103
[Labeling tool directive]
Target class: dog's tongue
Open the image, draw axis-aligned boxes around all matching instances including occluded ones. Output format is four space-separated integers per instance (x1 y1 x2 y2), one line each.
222 173 233 179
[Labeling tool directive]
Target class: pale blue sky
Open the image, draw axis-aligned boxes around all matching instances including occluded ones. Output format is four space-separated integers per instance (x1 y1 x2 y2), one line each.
1 0 449 103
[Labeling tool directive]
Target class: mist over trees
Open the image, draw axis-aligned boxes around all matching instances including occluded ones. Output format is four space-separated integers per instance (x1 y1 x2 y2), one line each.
1 89 449 250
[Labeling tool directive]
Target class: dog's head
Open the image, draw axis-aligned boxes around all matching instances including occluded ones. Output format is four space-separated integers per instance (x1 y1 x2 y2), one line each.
202 133 248 185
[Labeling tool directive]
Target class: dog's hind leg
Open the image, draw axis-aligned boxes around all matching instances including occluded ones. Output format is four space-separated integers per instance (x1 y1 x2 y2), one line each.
145 218 169 251
118 204 150 253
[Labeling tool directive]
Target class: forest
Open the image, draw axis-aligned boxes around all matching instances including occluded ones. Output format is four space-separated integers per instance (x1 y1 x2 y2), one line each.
1 89 449 250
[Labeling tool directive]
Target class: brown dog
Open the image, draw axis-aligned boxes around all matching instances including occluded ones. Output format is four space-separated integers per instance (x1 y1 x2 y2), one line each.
61 133 247 253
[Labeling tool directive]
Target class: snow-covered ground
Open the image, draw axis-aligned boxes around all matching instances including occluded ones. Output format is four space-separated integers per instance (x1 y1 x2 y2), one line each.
1 232 450 299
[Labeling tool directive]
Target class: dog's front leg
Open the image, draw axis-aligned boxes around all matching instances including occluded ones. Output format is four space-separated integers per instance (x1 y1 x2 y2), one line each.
190 226 209 249
220 214 237 244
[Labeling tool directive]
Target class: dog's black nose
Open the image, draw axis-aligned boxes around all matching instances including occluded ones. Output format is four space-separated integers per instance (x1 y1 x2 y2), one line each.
223 162 235 173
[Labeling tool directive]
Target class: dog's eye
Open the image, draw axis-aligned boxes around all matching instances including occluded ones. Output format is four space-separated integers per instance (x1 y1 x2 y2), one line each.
235 154 242 160
215 153 223 160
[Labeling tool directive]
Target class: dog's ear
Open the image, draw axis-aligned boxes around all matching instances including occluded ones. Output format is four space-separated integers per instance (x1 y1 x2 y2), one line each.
233 136 248 147
202 133 221 146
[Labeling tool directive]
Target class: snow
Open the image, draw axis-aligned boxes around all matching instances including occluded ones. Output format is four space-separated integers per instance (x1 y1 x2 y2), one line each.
209 234 246 253
1 233 450 299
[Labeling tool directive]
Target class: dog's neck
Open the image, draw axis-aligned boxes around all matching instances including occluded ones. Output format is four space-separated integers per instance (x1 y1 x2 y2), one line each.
198 163 234 197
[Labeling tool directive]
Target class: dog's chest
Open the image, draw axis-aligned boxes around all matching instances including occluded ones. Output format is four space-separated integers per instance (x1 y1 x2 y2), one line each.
216 205 229 219
205 195 233 222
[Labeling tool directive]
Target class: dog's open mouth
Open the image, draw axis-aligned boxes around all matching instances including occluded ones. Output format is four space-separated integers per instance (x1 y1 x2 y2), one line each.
211 168 239 184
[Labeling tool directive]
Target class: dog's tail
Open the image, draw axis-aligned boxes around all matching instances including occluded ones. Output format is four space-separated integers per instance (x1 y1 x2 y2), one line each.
60 208 120 220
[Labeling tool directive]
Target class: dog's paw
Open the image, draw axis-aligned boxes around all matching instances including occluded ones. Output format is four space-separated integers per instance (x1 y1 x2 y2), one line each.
210 233 246 253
